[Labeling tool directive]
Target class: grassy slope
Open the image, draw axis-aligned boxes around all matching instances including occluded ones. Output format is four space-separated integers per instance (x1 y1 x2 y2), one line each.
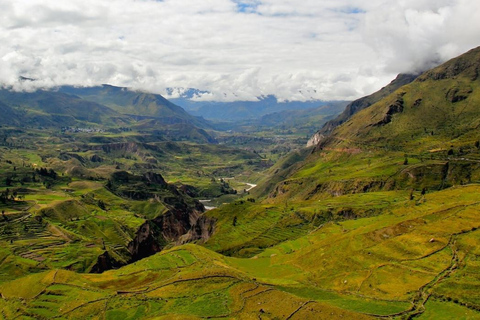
58 85 210 129
0 89 130 128
0 244 373 320
0 128 263 281
2 185 480 319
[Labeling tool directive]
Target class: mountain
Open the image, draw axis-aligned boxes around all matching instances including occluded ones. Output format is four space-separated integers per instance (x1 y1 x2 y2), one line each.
210 103 347 135
0 89 130 127
0 85 216 143
256 103 346 128
0 100 20 126
318 46 480 152
257 46 480 201
168 93 346 122
58 84 211 129
307 73 419 146
198 46 480 317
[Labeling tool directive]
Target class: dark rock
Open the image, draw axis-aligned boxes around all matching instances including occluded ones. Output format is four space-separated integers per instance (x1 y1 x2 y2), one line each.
90 251 123 273
128 207 214 262
90 154 103 162
446 86 472 103
371 96 404 127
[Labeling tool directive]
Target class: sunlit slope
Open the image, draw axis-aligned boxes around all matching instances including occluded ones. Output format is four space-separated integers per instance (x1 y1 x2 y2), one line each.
0 244 373 320
2 185 480 319
254 46 480 203
324 46 480 152
309 73 418 144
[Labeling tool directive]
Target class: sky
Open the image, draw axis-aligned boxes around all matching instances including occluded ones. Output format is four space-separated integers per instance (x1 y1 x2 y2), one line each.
0 0 479 102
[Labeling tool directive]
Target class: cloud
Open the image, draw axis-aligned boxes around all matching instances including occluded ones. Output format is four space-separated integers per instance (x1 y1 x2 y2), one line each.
362 0 480 74
0 0 478 101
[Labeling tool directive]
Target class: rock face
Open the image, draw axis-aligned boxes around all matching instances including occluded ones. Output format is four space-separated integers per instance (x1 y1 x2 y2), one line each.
371 95 405 127
446 86 473 103
306 132 325 148
106 170 216 263
90 251 122 273
307 73 418 147
128 205 214 262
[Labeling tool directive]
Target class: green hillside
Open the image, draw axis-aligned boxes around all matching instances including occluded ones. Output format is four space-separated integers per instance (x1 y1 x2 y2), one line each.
58 85 211 129
0 89 130 128
307 73 419 146
0 86 215 143
202 46 480 318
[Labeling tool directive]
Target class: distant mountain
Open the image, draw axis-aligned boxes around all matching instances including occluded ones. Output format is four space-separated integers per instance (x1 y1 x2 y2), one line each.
0 89 130 127
168 92 346 122
307 73 419 146
59 85 211 129
0 85 215 143
211 103 347 135
256 103 347 128
0 100 20 126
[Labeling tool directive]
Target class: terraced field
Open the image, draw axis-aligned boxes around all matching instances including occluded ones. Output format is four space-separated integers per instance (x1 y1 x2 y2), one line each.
2 185 480 319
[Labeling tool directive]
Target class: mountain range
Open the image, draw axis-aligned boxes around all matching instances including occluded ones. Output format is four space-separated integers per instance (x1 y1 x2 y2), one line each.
0 85 217 143
168 91 347 122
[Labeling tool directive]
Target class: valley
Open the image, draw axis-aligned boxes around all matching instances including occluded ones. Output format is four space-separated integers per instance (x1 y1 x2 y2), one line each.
1 46 480 320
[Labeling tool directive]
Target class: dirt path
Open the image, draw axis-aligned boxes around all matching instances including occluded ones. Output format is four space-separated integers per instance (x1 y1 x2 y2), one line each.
244 183 257 192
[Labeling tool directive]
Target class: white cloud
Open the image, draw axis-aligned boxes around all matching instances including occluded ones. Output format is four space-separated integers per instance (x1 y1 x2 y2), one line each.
0 0 478 101
362 0 480 74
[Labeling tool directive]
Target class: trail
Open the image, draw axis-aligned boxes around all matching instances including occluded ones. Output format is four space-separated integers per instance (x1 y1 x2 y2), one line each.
199 200 216 211
244 183 257 192
367 227 480 318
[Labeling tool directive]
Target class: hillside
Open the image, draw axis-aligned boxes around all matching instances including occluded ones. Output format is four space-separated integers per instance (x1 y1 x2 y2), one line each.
0 89 131 127
0 101 20 126
58 85 211 129
321 46 480 152
260 46 480 201
307 73 419 146
201 46 480 318
0 86 216 143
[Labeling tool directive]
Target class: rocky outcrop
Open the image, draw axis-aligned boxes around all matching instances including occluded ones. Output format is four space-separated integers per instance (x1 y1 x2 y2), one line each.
128 206 214 262
97 142 141 154
90 251 123 273
306 132 325 148
446 86 473 103
90 154 103 162
371 96 404 127
105 169 215 263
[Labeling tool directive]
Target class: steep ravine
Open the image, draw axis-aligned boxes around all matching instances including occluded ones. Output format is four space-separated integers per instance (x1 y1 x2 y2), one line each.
90 171 216 272
128 204 215 262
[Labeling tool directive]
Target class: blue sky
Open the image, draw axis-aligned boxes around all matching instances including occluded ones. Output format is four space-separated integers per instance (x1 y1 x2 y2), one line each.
233 0 260 13
0 0 479 101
